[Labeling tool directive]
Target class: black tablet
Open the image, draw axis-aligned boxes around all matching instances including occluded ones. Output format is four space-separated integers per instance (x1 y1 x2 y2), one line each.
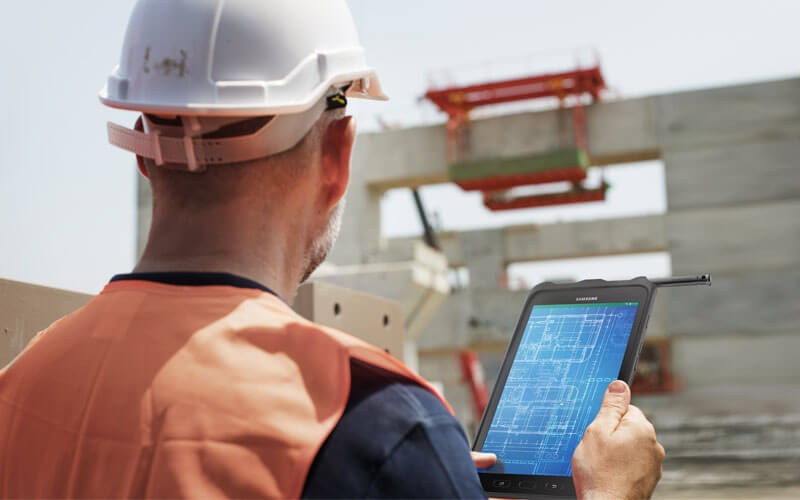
472 277 657 499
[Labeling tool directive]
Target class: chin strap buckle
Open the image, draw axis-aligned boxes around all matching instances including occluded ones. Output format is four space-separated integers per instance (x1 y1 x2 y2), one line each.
150 128 164 166
182 116 205 172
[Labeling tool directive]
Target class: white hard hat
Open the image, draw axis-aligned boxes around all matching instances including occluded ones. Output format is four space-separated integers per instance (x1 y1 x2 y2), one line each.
100 0 387 172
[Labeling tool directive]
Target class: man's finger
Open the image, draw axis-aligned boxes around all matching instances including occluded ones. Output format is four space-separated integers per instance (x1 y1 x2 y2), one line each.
470 451 497 469
593 380 631 432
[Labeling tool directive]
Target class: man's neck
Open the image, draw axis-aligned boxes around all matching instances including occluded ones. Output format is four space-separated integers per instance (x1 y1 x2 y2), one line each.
135 207 309 300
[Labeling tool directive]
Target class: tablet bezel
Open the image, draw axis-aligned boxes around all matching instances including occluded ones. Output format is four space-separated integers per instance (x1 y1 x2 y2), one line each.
472 280 655 499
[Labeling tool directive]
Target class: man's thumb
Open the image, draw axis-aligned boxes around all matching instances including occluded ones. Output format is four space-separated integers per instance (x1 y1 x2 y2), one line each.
594 380 631 431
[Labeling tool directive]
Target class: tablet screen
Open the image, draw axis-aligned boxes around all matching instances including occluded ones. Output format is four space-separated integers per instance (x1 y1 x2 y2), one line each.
480 301 639 477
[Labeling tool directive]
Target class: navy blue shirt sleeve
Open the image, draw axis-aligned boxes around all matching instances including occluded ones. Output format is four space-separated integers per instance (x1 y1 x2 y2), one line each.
302 359 487 499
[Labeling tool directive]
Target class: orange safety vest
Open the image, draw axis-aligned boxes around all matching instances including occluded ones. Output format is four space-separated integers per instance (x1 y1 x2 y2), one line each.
0 280 452 498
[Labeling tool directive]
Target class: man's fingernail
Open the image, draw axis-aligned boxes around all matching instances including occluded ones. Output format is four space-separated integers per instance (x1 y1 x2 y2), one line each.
609 380 627 393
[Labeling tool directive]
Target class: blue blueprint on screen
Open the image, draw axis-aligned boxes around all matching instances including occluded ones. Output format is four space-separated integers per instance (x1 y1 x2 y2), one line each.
481 302 638 476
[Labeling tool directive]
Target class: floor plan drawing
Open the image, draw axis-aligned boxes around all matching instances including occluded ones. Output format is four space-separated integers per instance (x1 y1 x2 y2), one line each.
482 303 638 476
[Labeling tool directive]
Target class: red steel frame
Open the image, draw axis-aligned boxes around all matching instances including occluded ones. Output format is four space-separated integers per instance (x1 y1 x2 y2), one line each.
425 66 606 163
459 350 489 420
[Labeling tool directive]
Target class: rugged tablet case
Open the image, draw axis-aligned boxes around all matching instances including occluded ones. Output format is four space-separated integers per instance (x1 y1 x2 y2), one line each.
525 276 658 383
474 276 659 499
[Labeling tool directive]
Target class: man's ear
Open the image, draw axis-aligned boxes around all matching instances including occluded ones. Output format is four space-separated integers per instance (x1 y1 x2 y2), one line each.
320 115 355 209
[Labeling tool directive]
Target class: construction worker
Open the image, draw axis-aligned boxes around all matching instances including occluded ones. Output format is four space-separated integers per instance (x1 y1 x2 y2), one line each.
0 0 664 498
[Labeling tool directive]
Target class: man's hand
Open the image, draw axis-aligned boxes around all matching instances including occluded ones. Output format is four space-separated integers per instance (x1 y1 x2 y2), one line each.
470 451 497 469
572 380 665 500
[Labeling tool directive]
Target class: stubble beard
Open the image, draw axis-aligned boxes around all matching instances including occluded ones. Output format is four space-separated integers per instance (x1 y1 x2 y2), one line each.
300 200 345 284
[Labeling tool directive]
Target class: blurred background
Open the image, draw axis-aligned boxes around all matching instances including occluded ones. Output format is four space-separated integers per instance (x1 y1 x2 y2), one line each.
2 1 799 498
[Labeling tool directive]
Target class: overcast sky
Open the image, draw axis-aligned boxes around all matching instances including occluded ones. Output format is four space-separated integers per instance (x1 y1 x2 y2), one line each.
1 1 799 293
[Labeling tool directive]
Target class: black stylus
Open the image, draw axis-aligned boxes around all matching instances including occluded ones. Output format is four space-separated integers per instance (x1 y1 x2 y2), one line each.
650 274 712 287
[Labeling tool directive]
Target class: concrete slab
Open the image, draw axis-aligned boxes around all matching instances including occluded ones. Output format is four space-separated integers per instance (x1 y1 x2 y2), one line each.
671 333 800 386
359 124 449 190
383 215 668 269
466 107 568 160
665 269 800 336
586 96 660 165
357 97 661 192
666 200 800 275
664 139 800 210
657 78 800 152
504 215 668 263
440 98 655 177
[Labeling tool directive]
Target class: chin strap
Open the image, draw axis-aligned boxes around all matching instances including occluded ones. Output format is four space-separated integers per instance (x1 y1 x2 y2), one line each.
107 97 327 172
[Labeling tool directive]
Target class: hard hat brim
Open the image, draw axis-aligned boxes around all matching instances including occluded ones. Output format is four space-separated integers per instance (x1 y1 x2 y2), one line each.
99 65 388 117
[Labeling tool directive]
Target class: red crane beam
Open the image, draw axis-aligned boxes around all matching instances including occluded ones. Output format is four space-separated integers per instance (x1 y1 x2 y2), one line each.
425 66 605 116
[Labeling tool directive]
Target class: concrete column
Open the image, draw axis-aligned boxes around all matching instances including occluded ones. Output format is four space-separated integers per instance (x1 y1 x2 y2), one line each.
461 228 506 290
658 79 800 385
